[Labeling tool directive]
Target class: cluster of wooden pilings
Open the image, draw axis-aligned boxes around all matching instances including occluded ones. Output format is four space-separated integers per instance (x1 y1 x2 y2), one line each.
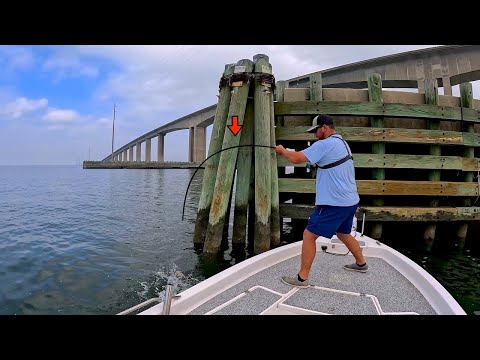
275 74 480 251
193 55 480 255
193 54 281 256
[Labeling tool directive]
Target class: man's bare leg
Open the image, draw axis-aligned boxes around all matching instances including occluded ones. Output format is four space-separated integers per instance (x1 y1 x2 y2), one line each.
298 229 319 280
336 232 365 265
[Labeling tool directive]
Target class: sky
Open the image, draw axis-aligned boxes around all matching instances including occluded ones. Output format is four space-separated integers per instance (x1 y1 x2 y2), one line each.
0 45 475 165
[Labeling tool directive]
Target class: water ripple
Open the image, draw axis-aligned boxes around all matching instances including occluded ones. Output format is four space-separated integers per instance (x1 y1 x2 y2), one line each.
0 166 203 314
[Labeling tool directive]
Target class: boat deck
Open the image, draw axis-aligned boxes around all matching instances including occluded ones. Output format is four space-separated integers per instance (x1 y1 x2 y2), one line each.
186 249 437 315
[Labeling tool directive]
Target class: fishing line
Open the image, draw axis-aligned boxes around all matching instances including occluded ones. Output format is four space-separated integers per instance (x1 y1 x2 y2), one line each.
182 144 275 221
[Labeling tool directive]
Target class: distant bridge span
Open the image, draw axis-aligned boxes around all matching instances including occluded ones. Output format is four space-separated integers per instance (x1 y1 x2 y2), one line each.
103 45 480 163
102 105 216 162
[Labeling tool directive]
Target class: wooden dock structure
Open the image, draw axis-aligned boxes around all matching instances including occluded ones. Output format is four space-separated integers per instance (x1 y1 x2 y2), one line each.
192 54 480 255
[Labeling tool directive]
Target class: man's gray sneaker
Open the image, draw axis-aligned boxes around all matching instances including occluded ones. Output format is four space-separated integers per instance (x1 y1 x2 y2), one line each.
343 263 369 273
281 275 310 288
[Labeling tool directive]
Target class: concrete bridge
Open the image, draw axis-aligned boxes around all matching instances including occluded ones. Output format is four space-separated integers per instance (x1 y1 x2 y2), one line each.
102 104 216 163
102 45 480 163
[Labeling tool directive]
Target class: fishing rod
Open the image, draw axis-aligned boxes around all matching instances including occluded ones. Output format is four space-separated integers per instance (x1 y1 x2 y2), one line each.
182 144 275 221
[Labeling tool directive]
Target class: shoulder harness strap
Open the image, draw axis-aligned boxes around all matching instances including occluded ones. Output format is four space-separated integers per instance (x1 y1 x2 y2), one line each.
317 135 353 169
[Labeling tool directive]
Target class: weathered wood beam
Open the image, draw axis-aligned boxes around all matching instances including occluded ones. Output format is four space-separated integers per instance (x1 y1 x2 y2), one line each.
279 204 480 221
278 178 479 196
274 101 480 123
277 154 480 171
276 126 480 146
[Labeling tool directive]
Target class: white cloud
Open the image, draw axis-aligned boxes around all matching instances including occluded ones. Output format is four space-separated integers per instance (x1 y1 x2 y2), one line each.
74 45 441 120
0 97 48 119
43 108 78 123
42 52 99 81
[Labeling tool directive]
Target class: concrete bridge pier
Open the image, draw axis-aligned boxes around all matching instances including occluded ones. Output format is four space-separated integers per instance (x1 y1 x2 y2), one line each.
136 142 141 162
442 76 452 95
189 125 206 163
157 134 164 162
417 79 425 93
129 146 133 161
145 138 151 162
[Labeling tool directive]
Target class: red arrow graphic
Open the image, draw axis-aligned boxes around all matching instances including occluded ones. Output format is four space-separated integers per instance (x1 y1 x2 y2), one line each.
227 115 243 136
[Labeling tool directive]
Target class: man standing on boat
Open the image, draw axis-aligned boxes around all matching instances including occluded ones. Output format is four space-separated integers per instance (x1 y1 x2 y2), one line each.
275 114 368 288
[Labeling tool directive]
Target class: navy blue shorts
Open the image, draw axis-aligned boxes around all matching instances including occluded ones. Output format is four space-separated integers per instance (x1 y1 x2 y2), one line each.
306 204 358 238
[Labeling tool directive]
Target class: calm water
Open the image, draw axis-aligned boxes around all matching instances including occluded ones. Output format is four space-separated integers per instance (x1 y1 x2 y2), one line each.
0 165 479 315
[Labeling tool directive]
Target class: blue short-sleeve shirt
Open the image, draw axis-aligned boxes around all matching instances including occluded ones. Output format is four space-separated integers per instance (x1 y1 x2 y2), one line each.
301 134 359 206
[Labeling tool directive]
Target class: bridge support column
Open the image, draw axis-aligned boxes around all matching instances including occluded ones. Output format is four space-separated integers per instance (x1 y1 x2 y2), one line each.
123 150 128 162
416 59 425 94
129 146 134 161
194 126 206 163
145 138 151 162
189 127 194 162
136 142 141 162
442 76 452 95
157 134 164 162
189 126 206 163
417 79 425 93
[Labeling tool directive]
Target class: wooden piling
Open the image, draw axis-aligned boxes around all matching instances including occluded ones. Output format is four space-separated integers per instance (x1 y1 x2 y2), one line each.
423 79 440 249
309 72 322 102
368 73 384 240
221 179 235 252
247 167 255 255
270 84 281 248
457 82 474 249
308 72 323 180
253 54 272 254
193 64 235 248
273 78 288 225
275 80 286 127
203 59 254 254
232 99 254 251
274 80 286 180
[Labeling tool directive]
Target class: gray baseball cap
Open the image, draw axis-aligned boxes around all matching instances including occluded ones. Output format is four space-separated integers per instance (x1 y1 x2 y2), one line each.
307 114 334 133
